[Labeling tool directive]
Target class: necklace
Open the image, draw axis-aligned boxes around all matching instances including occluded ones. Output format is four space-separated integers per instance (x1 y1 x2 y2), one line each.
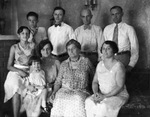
70 56 80 62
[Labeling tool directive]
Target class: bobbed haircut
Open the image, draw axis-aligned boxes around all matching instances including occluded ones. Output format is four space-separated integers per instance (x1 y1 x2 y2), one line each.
28 56 41 66
17 26 30 34
53 6 65 15
26 11 39 20
100 41 119 54
110 6 123 13
38 39 53 57
66 39 81 50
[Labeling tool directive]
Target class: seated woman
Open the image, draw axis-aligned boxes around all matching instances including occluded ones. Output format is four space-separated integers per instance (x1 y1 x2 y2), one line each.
4 26 35 117
85 41 129 117
38 39 60 99
50 39 95 117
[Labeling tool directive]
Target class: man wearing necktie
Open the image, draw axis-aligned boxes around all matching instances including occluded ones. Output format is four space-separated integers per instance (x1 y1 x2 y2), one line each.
48 7 75 62
103 6 139 72
75 8 104 67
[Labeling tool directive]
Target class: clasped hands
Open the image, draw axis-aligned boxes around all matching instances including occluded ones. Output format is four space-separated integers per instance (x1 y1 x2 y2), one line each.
93 92 105 104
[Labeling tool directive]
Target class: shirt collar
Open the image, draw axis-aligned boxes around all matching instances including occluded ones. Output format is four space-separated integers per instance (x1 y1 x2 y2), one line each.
54 22 63 27
83 24 92 30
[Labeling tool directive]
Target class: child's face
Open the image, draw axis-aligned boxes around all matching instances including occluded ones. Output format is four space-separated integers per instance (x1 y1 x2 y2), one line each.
28 16 38 28
31 61 41 72
19 28 30 42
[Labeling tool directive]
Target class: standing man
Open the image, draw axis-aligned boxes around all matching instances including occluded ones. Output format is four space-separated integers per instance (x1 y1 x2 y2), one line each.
103 6 139 72
27 11 48 56
48 7 75 62
27 11 47 45
75 8 104 67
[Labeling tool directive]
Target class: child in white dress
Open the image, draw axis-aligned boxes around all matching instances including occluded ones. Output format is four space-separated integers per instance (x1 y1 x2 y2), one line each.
22 56 48 117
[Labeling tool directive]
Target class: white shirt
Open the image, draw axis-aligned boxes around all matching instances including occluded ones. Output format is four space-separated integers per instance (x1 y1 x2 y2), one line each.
75 25 104 54
48 22 75 55
103 22 139 67
29 27 47 45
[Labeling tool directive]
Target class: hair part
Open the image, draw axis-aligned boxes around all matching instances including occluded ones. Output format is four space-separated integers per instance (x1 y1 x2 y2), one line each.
53 6 65 15
66 39 81 50
17 26 30 34
100 41 119 54
26 11 39 20
38 39 53 57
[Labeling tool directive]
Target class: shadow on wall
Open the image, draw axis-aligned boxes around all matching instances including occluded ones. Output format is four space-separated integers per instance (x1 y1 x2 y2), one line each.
101 12 110 30
128 9 147 68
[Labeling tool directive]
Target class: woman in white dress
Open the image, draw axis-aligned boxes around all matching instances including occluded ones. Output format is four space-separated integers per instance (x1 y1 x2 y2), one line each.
4 26 35 117
85 41 129 117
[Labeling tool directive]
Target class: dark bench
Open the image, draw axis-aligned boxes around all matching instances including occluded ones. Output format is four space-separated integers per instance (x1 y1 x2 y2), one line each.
118 96 150 117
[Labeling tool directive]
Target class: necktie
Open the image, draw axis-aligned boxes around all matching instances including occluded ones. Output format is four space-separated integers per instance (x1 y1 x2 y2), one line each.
54 24 61 27
113 24 118 44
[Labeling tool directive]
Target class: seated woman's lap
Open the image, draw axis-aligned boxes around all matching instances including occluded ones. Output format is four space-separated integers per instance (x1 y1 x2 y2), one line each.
4 71 25 102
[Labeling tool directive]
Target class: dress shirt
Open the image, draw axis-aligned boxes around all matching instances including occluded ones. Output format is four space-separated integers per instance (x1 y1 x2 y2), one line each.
103 22 139 67
48 22 75 55
75 24 104 53
28 27 47 45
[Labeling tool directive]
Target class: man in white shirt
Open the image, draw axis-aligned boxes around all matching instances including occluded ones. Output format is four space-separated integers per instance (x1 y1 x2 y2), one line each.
48 7 75 62
103 6 139 72
75 8 104 67
27 11 48 56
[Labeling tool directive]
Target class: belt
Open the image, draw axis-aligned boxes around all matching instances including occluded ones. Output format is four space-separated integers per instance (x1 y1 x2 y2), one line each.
81 52 98 55
116 51 130 55
51 53 68 58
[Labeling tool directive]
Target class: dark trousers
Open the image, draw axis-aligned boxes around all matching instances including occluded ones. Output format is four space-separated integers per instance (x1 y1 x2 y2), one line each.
81 52 98 68
114 51 131 68
51 53 68 63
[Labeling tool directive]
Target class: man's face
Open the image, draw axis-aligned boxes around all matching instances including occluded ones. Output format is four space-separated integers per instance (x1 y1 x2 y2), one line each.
27 16 38 28
81 10 92 25
53 9 64 24
110 8 123 24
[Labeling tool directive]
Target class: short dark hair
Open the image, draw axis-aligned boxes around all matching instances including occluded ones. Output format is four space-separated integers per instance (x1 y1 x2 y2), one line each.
26 11 39 20
38 39 53 57
17 26 30 34
66 39 81 50
100 41 119 54
28 56 41 66
110 6 123 13
53 6 65 15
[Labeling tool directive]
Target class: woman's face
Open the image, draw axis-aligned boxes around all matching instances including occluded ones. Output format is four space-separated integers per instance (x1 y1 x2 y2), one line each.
67 44 80 59
102 43 114 58
41 44 51 58
19 28 30 42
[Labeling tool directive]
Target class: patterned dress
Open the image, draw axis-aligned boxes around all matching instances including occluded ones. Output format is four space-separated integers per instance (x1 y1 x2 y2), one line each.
4 42 34 103
85 61 129 117
51 56 94 117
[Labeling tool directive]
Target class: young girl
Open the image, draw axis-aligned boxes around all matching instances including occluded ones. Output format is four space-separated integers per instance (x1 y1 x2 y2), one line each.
22 56 48 117
4 26 35 117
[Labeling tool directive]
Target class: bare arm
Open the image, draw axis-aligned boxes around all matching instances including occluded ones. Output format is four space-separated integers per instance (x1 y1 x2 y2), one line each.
92 72 99 94
7 45 28 77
